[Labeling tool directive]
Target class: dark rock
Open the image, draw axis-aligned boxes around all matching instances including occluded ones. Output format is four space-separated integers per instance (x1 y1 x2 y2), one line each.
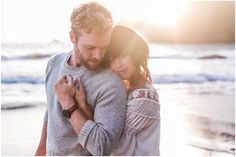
199 54 227 59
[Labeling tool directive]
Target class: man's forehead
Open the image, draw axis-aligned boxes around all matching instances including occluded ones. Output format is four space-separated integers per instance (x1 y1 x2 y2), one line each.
80 28 112 36
79 29 112 46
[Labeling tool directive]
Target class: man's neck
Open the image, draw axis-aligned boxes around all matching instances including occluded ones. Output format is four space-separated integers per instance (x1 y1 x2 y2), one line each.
68 52 81 67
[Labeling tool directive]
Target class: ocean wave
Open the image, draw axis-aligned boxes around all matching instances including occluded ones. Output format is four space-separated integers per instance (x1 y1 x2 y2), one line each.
2 53 231 61
1 53 52 61
1 40 70 50
1 53 230 61
1 74 234 84
2 43 234 61
1 76 44 84
150 54 230 60
152 74 235 84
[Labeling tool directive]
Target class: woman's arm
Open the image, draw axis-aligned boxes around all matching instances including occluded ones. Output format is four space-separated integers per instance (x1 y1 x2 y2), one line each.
74 79 94 120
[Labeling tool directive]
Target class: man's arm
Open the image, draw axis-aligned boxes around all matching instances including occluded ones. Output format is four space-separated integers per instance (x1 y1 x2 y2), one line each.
69 88 126 155
55 75 127 155
76 82 127 156
35 120 47 156
35 55 54 156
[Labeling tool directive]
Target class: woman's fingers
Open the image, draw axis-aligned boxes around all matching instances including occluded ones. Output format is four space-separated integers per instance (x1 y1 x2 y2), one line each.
76 79 80 91
55 75 66 91
78 79 84 92
66 74 73 86
75 78 85 102
57 75 67 84
66 75 76 97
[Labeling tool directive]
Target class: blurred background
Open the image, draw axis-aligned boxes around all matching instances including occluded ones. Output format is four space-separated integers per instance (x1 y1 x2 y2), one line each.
1 0 235 156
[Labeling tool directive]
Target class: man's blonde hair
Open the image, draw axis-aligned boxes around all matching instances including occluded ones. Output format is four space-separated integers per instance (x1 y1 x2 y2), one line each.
70 2 113 39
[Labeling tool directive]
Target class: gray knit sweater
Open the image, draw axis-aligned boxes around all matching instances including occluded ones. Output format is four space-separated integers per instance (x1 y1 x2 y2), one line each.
43 51 127 156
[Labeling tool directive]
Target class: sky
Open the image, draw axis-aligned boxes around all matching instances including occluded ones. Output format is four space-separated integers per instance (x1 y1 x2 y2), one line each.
1 0 188 43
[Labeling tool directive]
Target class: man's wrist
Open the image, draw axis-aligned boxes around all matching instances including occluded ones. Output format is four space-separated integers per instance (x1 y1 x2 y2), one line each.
78 102 86 108
62 104 78 118
61 99 76 110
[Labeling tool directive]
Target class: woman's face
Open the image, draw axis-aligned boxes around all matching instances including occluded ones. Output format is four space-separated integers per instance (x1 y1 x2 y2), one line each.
110 55 137 80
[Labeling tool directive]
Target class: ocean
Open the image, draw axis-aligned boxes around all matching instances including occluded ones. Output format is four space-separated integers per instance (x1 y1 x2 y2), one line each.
1 42 235 155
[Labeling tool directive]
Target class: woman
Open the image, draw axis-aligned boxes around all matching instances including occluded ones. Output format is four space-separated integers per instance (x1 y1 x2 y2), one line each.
59 25 160 155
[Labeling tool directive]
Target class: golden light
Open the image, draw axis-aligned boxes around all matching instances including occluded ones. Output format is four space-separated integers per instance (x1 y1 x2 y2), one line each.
105 0 187 26
2 0 188 42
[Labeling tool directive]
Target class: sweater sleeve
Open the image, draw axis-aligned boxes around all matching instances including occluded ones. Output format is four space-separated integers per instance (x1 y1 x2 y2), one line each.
43 56 51 123
77 80 127 156
125 89 160 132
43 55 54 123
125 99 160 132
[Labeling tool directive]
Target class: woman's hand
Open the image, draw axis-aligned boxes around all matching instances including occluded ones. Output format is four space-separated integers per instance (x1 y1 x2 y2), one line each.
74 79 94 120
74 79 86 105
55 75 76 109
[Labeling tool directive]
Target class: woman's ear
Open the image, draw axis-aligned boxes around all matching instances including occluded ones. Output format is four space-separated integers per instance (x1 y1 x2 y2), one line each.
70 31 77 44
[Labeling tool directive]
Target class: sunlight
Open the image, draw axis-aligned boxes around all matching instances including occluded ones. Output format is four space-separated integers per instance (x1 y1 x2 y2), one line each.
156 87 190 156
145 1 187 25
2 0 188 42
106 0 187 26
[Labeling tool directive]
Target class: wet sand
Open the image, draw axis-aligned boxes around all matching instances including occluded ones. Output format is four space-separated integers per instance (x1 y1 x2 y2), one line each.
1 83 235 156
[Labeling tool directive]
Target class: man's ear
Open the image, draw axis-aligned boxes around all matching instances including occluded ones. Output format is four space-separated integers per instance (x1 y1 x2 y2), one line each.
70 31 77 44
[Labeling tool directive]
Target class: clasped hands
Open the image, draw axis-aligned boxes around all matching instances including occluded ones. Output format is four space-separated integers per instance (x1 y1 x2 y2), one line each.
55 74 86 110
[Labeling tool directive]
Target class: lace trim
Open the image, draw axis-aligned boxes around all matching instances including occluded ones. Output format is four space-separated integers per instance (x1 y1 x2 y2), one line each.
128 89 159 102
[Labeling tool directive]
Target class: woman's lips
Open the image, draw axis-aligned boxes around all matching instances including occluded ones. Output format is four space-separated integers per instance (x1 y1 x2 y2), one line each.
118 69 127 73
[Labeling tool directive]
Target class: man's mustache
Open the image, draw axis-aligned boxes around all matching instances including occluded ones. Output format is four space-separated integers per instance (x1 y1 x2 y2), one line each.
88 58 100 63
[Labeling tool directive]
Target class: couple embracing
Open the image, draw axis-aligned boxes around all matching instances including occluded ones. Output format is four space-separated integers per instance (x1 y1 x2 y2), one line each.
35 2 160 156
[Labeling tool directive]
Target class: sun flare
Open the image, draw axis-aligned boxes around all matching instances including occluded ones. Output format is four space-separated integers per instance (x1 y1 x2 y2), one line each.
106 0 187 26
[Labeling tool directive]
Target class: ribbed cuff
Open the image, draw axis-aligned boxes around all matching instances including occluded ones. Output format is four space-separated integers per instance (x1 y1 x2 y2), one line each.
78 120 96 148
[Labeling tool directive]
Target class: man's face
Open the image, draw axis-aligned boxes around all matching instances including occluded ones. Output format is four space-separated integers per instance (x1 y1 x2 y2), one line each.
73 29 112 70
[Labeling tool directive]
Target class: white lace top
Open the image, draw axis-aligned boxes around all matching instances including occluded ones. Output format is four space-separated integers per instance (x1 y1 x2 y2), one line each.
111 85 160 156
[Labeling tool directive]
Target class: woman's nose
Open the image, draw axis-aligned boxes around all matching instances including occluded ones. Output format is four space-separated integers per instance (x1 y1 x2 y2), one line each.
115 58 123 67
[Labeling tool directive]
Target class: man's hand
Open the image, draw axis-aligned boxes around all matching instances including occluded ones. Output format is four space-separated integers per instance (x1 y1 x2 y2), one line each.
55 75 76 109
35 145 46 156
35 121 47 156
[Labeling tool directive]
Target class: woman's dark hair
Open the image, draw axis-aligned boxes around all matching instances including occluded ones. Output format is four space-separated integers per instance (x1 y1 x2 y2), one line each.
102 25 152 83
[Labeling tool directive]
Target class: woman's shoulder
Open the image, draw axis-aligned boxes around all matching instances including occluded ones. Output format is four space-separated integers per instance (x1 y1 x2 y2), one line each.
128 84 159 103
125 85 160 127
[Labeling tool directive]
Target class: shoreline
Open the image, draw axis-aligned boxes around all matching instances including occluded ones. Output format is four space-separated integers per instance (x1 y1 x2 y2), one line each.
2 81 235 156
2 104 235 156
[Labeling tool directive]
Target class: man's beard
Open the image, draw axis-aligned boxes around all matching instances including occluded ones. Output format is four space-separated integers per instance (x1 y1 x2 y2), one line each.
74 46 101 70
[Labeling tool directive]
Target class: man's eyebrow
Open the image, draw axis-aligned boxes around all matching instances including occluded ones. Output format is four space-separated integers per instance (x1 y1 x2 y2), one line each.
84 44 95 47
84 44 109 49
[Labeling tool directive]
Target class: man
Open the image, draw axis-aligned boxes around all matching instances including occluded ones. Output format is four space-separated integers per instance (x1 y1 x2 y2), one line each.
35 2 127 156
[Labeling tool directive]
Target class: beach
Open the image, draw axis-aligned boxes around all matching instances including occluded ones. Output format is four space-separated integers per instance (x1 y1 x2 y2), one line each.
1 83 235 156
1 43 235 156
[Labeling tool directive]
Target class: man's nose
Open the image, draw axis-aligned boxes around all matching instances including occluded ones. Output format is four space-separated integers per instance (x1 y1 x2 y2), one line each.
93 49 103 60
